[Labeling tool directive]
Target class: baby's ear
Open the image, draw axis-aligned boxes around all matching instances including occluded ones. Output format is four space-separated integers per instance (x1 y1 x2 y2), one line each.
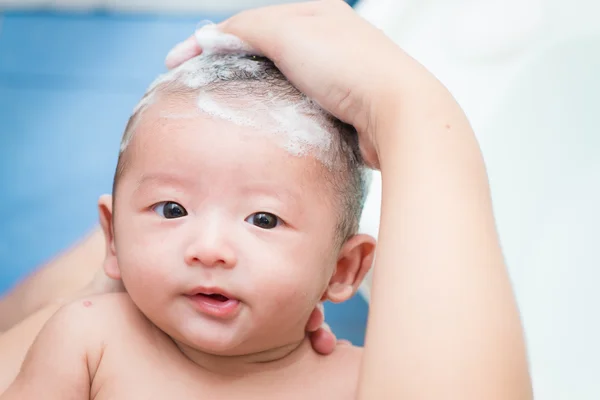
326 234 376 303
98 194 121 280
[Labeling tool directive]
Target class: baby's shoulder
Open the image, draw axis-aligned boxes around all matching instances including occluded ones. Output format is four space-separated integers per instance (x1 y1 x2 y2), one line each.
316 344 363 398
57 292 149 339
56 293 156 373
61 291 138 318
326 343 363 374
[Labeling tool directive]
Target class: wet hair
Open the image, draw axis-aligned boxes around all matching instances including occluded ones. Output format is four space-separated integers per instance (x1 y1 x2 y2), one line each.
113 54 370 243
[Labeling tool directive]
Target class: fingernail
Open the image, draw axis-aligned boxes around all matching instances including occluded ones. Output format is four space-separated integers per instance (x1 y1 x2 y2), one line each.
165 37 199 69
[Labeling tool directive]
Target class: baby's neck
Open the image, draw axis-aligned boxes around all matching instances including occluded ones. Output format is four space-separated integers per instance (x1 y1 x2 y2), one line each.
174 336 314 377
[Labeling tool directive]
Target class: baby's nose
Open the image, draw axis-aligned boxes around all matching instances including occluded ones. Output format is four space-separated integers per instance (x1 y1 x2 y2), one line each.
183 223 237 269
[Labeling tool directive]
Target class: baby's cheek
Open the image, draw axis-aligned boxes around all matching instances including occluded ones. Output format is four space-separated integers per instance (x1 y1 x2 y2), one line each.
261 266 326 312
119 243 174 289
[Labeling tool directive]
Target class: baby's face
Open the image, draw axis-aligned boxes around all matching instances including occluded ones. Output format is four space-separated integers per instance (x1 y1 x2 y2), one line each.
111 100 340 355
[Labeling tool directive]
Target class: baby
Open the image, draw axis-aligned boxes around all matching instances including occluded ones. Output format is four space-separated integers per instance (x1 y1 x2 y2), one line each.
2 31 376 399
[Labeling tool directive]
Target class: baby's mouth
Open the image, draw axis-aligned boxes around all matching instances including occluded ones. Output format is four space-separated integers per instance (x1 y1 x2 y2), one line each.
186 287 241 318
197 293 230 302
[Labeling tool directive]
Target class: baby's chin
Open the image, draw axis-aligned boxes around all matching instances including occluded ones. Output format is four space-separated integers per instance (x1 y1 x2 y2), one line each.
179 334 245 356
142 296 311 359
168 317 305 360
164 318 247 354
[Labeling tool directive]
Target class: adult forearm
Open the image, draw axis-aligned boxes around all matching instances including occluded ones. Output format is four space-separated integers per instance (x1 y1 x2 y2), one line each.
359 71 531 399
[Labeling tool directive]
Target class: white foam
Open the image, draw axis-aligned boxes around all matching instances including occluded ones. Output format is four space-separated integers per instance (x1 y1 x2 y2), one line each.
193 23 259 56
196 92 335 167
196 92 258 127
269 105 333 159
144 55 262 96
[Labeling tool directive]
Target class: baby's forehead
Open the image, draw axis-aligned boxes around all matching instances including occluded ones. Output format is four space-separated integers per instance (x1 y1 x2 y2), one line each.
138 97 268 142
127 91 342 171
131 98 326 172
122 106 334 201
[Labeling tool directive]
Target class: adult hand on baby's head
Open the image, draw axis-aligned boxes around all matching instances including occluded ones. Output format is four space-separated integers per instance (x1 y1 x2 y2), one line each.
166 1 410 169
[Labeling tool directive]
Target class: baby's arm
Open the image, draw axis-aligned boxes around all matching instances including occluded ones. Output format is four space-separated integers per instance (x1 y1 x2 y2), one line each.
0 301 95 399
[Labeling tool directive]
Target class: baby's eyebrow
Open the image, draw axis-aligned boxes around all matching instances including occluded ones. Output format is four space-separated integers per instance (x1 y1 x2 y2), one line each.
134 174 301 205
239 184 303 214
135 173 192 192
241 183 298 200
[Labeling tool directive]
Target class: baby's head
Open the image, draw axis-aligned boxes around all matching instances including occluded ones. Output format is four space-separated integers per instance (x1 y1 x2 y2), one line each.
98 48 376 357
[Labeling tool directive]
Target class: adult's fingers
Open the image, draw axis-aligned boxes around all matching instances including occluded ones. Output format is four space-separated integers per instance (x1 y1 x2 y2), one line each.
309 326 337 355
165 35 202 69
305 302 325 332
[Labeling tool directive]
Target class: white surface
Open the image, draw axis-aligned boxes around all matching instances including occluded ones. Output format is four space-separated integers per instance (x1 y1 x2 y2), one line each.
356 0 600 399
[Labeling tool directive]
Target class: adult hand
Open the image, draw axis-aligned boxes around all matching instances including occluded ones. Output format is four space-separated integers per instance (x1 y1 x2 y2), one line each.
304 303 351 355
165 1 413 169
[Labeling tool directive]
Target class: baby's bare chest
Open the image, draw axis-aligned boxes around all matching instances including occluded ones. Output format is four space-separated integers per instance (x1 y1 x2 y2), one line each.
89 330 354 400
92 359 344 400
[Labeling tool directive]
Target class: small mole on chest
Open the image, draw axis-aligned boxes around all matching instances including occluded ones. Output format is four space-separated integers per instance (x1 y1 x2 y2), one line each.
82 300 93 308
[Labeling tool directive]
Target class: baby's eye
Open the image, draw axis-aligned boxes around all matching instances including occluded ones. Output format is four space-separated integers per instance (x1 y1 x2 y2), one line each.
153 201 188 219
245 212 281 229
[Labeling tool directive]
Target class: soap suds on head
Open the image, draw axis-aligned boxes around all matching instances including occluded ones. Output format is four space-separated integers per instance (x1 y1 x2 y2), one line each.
195 92 334 166
142 23 262 96
269 105 334 159
195 92 258 128
193 23 259 56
